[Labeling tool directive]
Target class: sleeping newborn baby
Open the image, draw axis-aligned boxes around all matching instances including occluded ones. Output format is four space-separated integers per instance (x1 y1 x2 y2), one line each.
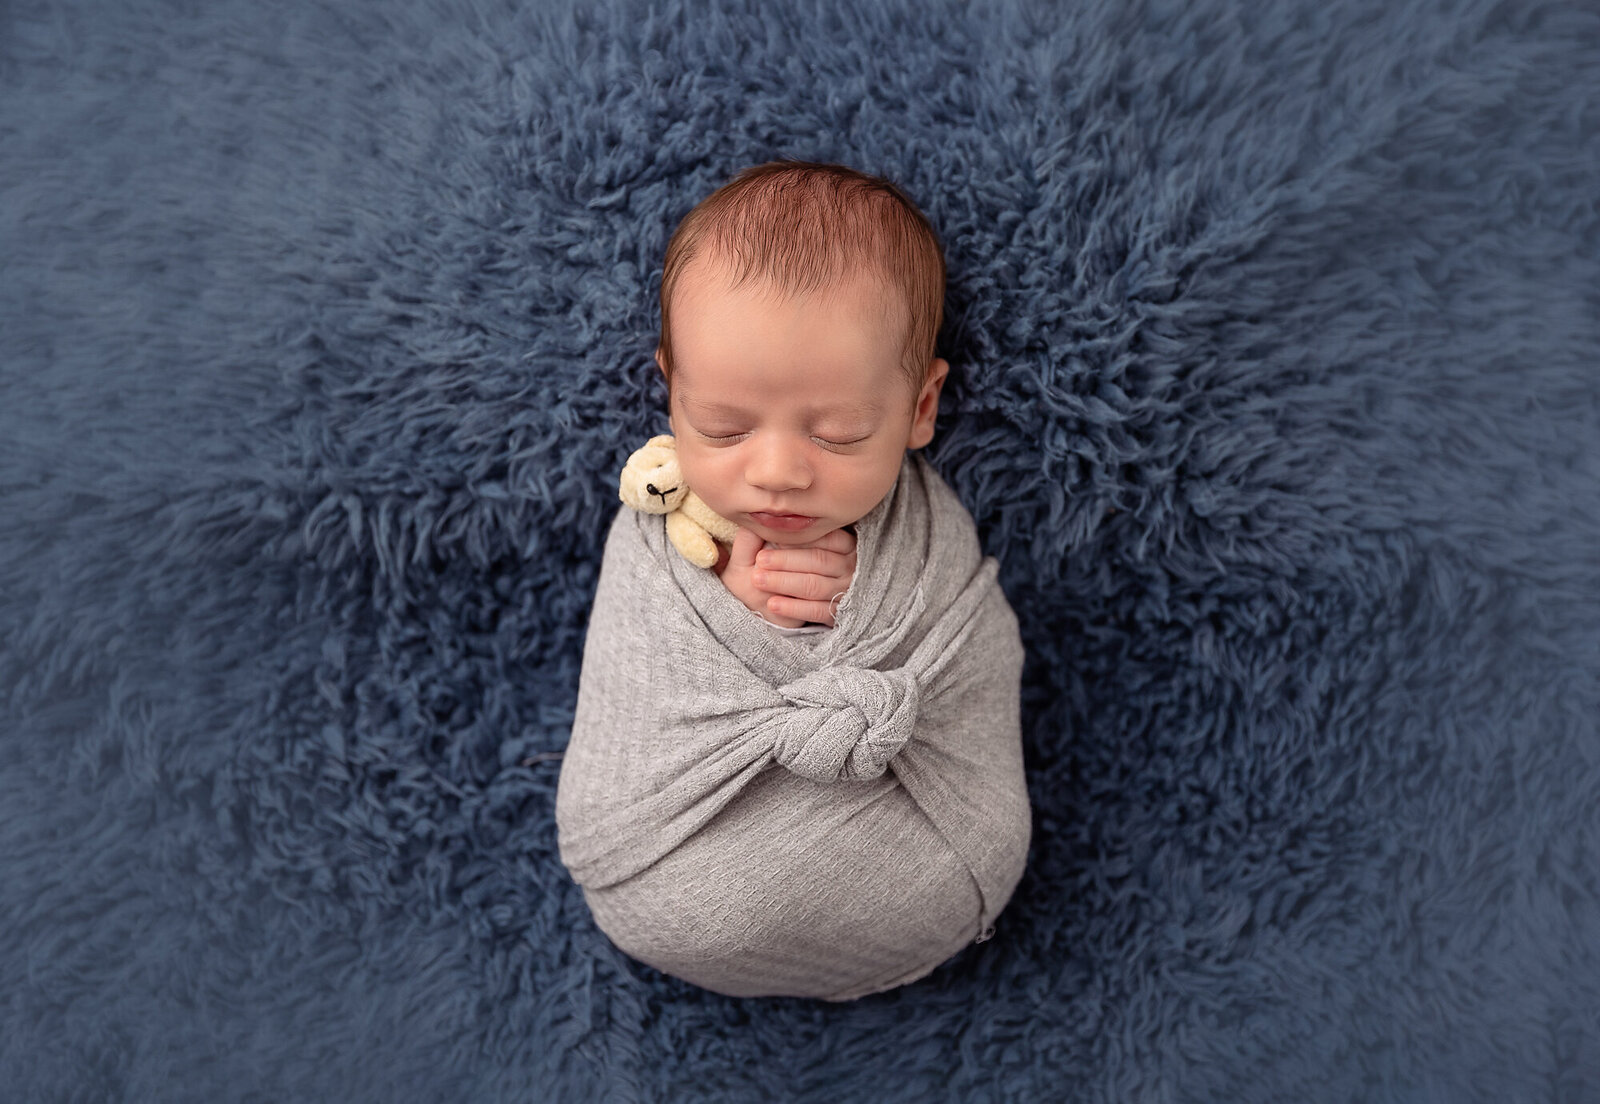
555 161 1031 1001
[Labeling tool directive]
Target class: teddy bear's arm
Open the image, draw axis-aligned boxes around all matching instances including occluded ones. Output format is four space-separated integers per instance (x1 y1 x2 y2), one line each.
665 511 720 569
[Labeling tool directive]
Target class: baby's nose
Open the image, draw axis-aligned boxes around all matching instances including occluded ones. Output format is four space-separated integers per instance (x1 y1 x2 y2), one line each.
746 439 811 491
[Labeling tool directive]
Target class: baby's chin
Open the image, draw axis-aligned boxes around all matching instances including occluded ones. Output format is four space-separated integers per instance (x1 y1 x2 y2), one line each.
750 526 830 547
745 516 858 547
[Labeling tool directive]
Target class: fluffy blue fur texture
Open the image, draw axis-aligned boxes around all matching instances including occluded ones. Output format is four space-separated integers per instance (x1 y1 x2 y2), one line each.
3 0 1597 1100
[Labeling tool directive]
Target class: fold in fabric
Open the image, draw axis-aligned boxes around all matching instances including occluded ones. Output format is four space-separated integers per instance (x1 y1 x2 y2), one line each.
556 452 1031 1001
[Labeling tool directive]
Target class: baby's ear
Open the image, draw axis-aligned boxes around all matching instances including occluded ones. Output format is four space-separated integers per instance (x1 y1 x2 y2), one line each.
654 348 667 378
908 358 950 449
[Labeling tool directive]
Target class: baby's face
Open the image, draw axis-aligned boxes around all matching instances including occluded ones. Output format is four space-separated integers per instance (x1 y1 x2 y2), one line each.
660 259 946 547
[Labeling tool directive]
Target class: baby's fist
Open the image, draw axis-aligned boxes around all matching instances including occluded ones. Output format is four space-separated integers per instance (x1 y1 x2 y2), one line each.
715 527 809 628
751 527 857 627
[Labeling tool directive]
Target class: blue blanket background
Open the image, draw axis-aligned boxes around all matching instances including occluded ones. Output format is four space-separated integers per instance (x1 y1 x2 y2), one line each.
3 0 1597 1100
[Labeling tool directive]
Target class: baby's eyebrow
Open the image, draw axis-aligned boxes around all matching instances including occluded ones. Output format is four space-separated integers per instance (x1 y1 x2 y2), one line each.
680 396 882 419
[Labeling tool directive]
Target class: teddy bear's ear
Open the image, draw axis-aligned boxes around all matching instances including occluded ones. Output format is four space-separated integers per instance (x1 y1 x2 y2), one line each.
645 434 676 450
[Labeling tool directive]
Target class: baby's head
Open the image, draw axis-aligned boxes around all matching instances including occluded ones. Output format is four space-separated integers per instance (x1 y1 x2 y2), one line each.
655 160 949 547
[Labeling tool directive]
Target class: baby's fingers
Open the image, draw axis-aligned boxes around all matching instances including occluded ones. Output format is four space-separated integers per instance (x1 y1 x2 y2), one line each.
764 592 846 628
756 545 855 577
752 567 845 602
729 526 764 568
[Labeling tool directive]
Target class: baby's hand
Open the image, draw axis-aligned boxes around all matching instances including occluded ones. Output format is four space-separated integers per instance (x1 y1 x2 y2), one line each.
716 526 858 628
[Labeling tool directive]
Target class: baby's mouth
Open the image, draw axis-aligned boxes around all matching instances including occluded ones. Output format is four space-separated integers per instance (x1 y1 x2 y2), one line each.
750 511 819 532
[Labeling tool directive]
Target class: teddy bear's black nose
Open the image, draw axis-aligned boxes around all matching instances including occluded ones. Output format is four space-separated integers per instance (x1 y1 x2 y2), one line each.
646 483 678 503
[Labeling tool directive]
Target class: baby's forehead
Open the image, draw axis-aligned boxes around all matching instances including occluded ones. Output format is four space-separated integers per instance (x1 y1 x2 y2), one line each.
678 390 884 417
680 258 905 324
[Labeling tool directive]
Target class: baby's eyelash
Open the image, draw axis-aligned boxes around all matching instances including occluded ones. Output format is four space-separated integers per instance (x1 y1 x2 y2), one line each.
691 428 864 448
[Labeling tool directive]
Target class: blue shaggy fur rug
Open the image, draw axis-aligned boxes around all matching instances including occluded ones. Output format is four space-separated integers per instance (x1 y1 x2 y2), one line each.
3 0 1598 1100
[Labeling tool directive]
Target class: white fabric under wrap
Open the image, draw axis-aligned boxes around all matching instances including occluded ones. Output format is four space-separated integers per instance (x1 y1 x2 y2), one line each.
555 452 1031 1000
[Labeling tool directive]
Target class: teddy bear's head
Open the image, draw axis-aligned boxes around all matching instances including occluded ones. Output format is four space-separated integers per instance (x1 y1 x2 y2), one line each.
619 435 690 515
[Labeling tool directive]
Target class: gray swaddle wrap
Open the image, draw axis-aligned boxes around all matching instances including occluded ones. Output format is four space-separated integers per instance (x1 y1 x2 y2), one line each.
555 452 1031 1001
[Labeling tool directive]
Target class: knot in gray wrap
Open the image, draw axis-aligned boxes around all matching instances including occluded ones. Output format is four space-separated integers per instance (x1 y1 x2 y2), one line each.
770 666 919 783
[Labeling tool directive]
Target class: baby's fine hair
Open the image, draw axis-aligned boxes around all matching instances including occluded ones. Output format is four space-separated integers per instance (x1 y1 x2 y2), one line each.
657 160 946 398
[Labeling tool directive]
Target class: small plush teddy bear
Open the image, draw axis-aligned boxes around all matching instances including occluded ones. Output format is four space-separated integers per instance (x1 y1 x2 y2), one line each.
618 434 739 568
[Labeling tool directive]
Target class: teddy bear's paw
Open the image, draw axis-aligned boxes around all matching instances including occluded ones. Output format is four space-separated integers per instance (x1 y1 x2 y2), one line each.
665 511 719 569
